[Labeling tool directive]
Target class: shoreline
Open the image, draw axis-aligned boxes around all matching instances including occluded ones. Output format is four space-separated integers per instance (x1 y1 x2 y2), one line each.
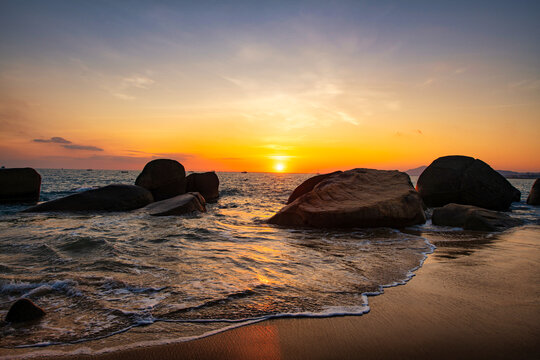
3 225 539 360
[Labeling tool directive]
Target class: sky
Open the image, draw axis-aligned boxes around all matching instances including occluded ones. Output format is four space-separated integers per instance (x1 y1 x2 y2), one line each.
1 0 539 173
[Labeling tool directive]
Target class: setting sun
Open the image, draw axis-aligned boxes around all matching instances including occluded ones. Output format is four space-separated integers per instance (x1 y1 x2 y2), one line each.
274 163 285 173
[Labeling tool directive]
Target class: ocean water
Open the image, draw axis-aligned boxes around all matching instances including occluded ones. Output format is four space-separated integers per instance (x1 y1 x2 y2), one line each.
0 170 538 355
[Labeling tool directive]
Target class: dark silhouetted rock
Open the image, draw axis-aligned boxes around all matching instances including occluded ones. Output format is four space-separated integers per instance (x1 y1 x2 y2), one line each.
432 203 523 231
143 192 206 216
286 171 342 204
527 179 540 205
5 298 45 323
135 159 186 201
416 156 520 210
23 184 153 212
0 168 41 203
186 172 220 202
268 169 426 228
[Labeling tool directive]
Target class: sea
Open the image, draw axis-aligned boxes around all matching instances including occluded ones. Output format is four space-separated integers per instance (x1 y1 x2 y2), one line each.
0 169 539 357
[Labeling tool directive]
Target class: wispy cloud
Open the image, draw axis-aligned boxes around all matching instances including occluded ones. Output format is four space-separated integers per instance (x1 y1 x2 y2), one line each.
33 136 72 144
63 144 103 151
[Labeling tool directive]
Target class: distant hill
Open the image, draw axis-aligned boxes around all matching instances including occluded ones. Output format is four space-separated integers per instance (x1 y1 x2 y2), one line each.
405 166 427 176
405 166 539 179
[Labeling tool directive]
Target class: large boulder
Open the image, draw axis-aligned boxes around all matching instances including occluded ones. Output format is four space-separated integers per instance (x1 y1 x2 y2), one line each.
135 159 186 201
268 168 426 228
286 171 342 204
143 192 206 216
0 168 41 203
23 184 153 212
432 203 523 231
526 179 540 205
186 172 220 202
5 298 45 323
416 156 520 210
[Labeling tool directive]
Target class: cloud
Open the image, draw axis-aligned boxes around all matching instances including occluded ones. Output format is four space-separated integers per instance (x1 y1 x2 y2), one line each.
33 137 72 144
63 144 104 151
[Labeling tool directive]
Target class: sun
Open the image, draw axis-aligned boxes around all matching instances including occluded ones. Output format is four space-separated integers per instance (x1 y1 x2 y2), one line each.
274 162 285 172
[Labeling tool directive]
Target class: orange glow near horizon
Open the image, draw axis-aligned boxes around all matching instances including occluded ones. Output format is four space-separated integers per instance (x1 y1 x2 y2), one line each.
1 2 539 173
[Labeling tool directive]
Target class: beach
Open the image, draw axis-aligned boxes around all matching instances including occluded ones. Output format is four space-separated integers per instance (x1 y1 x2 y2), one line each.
10 224 537 360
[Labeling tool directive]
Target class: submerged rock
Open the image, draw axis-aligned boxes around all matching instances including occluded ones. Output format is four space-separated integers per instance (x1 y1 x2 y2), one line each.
416 155 520 210
527 179 540 205
432 203 523 231
268 168 426 228
23 184 153 212
143 192 206 216
5 298 45 323
0 168 41 203
286 171 342 204
135 159 186 201
186 172 220 202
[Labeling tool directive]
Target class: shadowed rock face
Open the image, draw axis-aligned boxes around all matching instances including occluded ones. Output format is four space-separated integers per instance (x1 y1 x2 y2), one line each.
268 168 426 228
143 192 206 216
0 168 41 203
22 184 153 212
432 203 523 231
5 299 45 323
527 179 540 205
186 172 220 202
135 159 186 201
286 171 342 204
416 156 521 210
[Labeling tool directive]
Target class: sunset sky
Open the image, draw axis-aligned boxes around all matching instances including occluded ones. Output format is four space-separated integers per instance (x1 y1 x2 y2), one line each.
1 1 539 173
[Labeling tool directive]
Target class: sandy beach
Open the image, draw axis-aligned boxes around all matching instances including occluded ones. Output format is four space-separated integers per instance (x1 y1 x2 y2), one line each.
9 225 536 360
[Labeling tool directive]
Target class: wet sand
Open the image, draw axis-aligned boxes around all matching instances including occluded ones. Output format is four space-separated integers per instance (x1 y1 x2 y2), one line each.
5 226 540 359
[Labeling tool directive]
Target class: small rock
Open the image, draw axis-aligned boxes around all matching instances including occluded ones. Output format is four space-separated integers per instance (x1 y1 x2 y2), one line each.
526 179 540 205
144 192 206 216
186 172 220 202
432 203 524 231
5 298 45 323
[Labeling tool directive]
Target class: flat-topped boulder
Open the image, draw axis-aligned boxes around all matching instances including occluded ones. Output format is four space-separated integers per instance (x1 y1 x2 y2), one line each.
268 168 426 228
5 298 45 323
143 192 206 216
286 171 342 204
416 155 520 210
186 172 220 202
0 168 41 203
135 159 186 201
432 203 523 231
526 179 540 205
23 184 153 212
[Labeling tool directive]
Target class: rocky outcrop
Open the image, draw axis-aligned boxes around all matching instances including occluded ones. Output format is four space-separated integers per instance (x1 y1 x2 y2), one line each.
416 156 520 210
5 298 45 323
286 171 342 204
432 203 523 231
135 159 186 201
186 172 220 202
0 168 41 203
23 184 153 212
143 192 206 216
268 168 426 228
526 179 540 205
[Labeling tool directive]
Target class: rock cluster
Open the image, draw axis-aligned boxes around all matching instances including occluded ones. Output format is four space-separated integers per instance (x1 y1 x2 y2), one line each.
22 159 219 216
